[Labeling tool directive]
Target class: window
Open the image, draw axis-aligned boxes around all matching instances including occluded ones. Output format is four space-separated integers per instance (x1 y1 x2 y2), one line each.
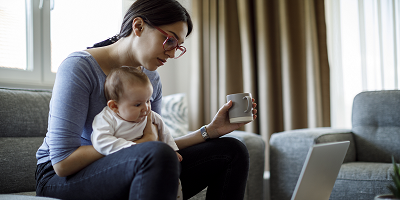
0 0 131 88
325 0 400 128
50 0 124 72
0 0 27 70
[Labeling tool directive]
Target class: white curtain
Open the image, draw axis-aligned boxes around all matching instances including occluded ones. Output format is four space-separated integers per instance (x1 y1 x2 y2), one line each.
325 0 400 128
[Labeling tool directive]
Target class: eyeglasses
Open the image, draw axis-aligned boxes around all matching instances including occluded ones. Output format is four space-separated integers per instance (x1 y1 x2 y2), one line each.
145 21 186 59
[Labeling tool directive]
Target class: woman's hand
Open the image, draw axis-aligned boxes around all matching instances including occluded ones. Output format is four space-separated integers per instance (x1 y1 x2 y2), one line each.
206 98 257 138
137 112 159 143
176 152 183 162
174 98 257 150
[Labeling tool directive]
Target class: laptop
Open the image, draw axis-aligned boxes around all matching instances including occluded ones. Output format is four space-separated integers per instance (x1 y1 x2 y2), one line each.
291 141 350 200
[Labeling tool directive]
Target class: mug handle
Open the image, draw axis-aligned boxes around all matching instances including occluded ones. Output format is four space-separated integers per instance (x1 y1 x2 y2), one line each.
243 96 252 113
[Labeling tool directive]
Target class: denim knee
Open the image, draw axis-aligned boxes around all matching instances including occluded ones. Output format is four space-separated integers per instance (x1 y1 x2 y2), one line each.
139 141 178 159
135 141 180 172
128 142 181 199
222 137 250 163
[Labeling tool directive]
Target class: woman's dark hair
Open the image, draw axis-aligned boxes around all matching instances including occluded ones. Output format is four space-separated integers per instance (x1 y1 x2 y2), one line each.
90 0 193 48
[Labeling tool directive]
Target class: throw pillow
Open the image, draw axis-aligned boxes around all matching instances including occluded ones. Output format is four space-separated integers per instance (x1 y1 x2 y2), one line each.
161 93 189 138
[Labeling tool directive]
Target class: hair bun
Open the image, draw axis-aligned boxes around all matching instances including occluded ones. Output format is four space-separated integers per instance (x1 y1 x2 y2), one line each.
88 34 120 49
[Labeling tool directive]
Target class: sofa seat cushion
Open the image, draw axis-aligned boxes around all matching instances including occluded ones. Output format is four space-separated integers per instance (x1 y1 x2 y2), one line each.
0 137 45 194
0 194 59 200
331 162 393 199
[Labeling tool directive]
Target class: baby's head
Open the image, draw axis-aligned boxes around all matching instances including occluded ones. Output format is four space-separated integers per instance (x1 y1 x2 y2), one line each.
104 67 153 122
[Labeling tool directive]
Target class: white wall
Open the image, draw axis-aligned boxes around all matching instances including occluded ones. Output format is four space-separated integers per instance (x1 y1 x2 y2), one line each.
157 41 192 96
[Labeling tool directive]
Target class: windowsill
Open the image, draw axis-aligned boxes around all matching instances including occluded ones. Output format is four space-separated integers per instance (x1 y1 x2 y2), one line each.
0 80 53 90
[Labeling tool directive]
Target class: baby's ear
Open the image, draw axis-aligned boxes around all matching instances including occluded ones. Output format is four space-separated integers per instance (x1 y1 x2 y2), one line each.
107 100 119 113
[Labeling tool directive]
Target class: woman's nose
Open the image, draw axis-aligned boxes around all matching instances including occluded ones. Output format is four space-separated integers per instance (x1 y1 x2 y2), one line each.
165 48 176 58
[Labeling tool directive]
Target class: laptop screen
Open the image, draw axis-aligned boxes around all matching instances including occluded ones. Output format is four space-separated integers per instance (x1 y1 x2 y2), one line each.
291 141 350 200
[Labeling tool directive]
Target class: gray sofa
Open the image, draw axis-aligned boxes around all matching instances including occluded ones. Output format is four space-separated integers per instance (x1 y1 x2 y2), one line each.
269 90 400 200
0 87 265 200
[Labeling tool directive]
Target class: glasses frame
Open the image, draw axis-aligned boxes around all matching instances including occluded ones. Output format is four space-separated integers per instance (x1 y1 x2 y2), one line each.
145 21 186 59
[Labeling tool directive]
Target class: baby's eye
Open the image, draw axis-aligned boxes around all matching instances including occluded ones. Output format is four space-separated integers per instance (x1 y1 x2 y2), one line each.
135 103 141 107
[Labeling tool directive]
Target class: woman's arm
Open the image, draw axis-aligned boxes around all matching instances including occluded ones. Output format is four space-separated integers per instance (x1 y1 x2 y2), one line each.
175 99 257 150
174 129 205 150
55 109 159 177
53 146 104 177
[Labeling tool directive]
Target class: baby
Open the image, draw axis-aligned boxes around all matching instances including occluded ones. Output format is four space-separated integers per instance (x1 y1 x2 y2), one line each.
91 66 182 199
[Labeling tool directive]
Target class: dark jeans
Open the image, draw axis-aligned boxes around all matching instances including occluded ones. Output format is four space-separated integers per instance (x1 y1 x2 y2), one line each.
36 138 249 200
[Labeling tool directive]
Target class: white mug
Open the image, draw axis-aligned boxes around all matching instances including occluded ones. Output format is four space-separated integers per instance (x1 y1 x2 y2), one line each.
226 93 253 123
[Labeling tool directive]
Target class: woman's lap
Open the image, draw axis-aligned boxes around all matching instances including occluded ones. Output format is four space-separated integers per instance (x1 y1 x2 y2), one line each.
36 138 249 200
36 141 180 200
179 137 249 200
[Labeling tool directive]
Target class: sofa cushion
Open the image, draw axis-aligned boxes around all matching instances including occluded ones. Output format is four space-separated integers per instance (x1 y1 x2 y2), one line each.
0 194 59 199
0 88 51 137
0 88 51 194
352 90 400 162
161 93 189 138
331 162 393 199
0 137 44 194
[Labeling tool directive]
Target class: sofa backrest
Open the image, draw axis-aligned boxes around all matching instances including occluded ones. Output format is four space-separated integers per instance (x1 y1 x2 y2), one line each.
352 90 400 163
0 88 52 194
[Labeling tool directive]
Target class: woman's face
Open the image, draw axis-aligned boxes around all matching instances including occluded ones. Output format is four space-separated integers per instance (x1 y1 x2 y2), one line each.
135 21 188 71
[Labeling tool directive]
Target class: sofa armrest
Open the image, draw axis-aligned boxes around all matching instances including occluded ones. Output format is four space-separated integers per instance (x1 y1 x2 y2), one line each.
269 127 354 200
224 130 265 200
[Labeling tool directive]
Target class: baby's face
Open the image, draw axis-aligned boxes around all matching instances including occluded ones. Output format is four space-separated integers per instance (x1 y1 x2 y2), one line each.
116 82 153 123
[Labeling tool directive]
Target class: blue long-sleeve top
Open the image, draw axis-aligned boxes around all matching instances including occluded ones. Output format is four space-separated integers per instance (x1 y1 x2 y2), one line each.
36 51 163 165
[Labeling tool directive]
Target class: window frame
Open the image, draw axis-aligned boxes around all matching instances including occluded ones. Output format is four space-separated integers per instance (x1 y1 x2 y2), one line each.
0 0 133 89
0 0 55 88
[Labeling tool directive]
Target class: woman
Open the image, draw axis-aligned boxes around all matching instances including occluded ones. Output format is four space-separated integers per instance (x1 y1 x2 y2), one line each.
35 0 257 199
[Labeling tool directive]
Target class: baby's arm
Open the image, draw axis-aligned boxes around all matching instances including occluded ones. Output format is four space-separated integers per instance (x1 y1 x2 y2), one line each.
151 111 182 161
151 111 179 150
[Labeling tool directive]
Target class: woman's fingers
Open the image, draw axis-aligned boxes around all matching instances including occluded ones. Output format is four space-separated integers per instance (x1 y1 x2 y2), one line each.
251 99 257 119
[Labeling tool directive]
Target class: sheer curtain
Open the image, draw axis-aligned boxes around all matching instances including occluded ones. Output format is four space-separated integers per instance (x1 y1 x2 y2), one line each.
326 0 400 129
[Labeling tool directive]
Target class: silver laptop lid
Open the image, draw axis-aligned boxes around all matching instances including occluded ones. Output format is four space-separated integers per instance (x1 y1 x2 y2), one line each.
291 141 350 200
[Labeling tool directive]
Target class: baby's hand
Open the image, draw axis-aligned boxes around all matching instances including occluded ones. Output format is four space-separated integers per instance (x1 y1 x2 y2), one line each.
176 152 183 162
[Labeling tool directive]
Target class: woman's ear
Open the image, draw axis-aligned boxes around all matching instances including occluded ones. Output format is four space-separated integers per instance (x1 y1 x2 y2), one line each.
132 17 145 37
107 100 119 113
